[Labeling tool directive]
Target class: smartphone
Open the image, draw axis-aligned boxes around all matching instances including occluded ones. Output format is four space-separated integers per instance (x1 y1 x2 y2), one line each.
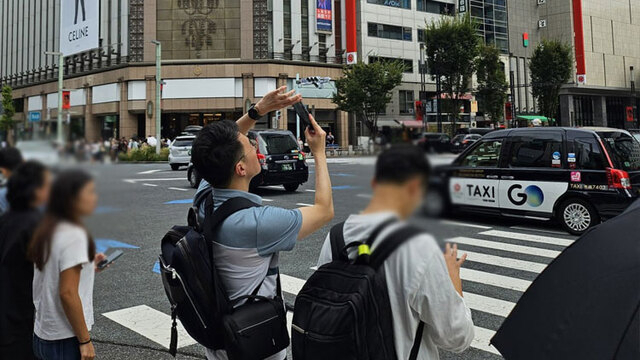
293 102 313 132
97 250 123 270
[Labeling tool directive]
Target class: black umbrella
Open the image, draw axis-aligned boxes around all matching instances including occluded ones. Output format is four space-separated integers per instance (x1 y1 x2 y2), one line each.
490 202 640 359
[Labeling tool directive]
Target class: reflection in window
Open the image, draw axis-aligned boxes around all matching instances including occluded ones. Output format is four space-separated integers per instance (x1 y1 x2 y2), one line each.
460 140 503 168
508 135 563 168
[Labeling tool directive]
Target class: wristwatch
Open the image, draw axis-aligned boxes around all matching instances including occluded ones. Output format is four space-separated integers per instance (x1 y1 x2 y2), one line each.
248 104 262 121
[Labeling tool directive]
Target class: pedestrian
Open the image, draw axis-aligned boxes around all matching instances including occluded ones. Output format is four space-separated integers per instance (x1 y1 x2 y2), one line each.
316 145 475 358
146 135 157 147
0 147 24 215
191 87 333 360
28 169 107 360
326 131 335 145
0 161 52 359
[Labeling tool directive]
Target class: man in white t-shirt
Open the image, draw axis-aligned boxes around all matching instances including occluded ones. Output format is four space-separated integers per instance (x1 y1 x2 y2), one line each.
146 135 158 147
317 145 475 359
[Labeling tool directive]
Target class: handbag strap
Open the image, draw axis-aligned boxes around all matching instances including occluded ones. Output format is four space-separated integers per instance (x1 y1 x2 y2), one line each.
409 321 425 360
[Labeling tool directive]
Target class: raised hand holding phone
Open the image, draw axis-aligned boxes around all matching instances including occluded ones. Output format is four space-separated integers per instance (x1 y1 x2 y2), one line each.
304 114 326 155
293 102 313 133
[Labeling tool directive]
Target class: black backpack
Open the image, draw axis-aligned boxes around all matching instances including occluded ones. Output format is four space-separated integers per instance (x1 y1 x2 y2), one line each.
292 220 425 360
158 193 259 356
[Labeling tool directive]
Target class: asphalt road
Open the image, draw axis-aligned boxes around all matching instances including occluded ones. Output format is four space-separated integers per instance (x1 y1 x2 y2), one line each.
80 155 577 360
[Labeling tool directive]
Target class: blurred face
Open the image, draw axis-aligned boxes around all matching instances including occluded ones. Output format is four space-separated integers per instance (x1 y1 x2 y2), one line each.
32 170 52 208
235 134 261 181
74 180 98 217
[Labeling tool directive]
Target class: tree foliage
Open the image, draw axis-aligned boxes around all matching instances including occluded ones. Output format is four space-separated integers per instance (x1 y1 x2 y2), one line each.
475 45 508 126
530 40 573 120
0 85 16 145
424 14 479 131
332 60 404 140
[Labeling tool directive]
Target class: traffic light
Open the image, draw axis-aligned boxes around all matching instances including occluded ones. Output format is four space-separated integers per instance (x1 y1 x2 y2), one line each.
62 91 71 110
523 32 529 48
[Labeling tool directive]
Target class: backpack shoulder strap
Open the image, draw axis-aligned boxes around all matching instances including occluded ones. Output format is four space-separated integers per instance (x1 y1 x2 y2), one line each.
369 225 424 270
329 221 346 261
204 196 261 232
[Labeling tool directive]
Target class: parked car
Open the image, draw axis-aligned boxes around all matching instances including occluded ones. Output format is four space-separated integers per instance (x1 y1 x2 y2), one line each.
187 129 309 192
182 125 203 136
168 135 195 170
417 133 452 153
425 127 640 235
451 134 482 153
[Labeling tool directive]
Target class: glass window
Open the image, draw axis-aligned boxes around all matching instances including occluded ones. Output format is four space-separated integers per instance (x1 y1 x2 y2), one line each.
172 139 194 148
259 134 299 155
367 0 410 9
417 0 454 15
368 22 412 41
573 136 606 170
508 134 563 168
399 90 415 114
460 140 503 168
417 28 426 43
598 131 640 171
369 56 413 73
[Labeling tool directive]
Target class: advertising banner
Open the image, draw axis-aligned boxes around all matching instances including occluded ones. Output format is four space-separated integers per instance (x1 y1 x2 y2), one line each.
316 0 332 33
60 0 99 56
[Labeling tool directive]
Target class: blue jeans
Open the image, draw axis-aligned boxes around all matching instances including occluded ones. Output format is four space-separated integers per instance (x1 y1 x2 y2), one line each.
32 335 80 360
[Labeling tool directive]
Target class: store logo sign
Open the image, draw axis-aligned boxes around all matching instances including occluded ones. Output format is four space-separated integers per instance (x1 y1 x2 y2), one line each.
508 184 544 207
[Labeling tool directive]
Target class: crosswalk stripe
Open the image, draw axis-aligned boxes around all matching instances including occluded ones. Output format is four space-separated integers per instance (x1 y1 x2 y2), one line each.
461 250 548 273
461 268 531 292
449 237 561 258
472 326 501 355
479 230 574 247
440 220 492 229
102 305 197 349
464 292 515 318
296 203 314 207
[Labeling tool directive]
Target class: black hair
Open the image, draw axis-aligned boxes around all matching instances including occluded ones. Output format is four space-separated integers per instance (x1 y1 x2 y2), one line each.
191 120 243 188
0 147 23 171
28 169 95 270
374 145 430 184
7 160 48 211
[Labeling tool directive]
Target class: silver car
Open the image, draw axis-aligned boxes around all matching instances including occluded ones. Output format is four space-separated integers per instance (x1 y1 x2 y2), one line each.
169 135 195 170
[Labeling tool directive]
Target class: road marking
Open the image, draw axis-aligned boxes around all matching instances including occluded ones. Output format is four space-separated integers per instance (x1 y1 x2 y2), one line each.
262 198 274 202
356 194 372 199
123 178 185 183
266 185 283 190
168 187 189 192
509 226 570 236
464 292 515 318
164 199 193 205
137 169 163 175
472 326 501 355
142 183 158 187
103 305 197 349
310 266 318 271
440 220 492 230
461 251 547 273
280 274 306 295
305 189 316 192
296 203 314 207
480 230 574 247
461 268 531 292
450 237 561 258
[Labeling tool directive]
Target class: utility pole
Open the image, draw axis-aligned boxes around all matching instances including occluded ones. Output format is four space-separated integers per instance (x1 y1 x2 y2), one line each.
45 51 64 145
151 41 162 154
436 66 442 133
295 73 300 141
420 43 426 134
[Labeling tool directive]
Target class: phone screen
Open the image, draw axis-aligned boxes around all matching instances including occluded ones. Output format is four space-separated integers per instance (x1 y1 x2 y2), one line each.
293 102 312 130
98 250 123 269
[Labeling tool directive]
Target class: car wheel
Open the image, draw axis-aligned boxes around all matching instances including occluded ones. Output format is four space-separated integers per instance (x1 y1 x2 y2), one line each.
557 198 599 235
423 189 449 218
171 164 180 171
284 183 299 192
188 169 199 188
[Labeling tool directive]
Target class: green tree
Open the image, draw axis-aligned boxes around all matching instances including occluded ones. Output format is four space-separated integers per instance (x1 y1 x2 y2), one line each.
0 85 16 146
530 40 573 120
475 45 508 126
332 60 404 141
424 14 479 133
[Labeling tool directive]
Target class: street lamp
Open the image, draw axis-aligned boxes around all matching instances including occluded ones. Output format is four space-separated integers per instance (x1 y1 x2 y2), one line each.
419 43 426 134
44 51 64 145
151 40 162 155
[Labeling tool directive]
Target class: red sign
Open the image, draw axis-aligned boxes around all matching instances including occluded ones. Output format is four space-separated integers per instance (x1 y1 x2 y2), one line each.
505 102 513 121
415 101 423 121
62 91 71 110
626 106 634 122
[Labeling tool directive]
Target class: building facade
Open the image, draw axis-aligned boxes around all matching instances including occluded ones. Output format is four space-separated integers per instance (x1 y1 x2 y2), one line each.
507 0 640 128
0 0 351 145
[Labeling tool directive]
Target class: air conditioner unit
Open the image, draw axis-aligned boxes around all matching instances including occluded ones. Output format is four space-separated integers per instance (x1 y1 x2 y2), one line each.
538 19 547 28
537 0 546 5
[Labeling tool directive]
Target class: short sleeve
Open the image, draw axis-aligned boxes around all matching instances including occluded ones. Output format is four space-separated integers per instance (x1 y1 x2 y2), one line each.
58 228 90 272
316 233 333 267
255 207 302 256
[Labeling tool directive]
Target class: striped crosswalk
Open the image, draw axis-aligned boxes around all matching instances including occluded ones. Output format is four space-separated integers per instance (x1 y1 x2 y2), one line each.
102 225 575 358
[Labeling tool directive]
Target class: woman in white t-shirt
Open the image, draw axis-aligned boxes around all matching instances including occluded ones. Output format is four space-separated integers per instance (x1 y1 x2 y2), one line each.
28 170 105 360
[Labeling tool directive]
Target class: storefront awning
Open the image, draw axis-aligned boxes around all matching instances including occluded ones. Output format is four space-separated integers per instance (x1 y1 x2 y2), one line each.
399 120 424 128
